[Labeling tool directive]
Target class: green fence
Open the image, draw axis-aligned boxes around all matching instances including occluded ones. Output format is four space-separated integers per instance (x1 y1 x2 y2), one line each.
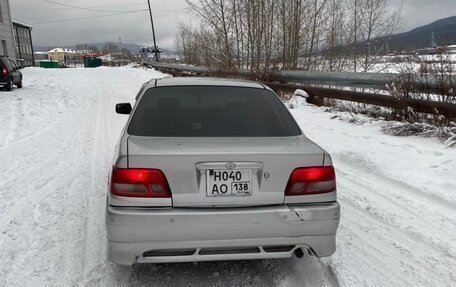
39 61 60 69
84 58 102 68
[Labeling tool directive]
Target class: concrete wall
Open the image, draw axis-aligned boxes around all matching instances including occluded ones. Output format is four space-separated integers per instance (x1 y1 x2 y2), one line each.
0 0 16 61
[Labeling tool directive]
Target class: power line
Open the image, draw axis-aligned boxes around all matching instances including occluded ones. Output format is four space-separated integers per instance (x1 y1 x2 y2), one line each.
28 10 148 25
154 6 189 13
16 1 187 14
38 0 147 13
13 3 147 11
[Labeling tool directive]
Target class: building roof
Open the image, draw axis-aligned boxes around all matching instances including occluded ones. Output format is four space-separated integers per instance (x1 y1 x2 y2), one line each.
48 48 79 54
12 20 33 29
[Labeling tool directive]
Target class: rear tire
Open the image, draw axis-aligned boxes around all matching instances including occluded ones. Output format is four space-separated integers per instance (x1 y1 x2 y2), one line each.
16 80 23 88
5 78 13 91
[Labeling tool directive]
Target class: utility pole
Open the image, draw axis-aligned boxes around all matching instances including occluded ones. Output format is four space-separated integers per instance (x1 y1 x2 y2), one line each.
119 37 124 65
147 0 159 62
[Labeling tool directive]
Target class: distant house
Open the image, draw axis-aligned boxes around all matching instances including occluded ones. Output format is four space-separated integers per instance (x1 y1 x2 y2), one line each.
47 48 81 64
0 0 16 60
13 20 34 67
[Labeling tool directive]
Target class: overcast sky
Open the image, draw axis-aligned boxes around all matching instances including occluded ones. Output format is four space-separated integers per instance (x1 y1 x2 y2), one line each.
10 0 456 49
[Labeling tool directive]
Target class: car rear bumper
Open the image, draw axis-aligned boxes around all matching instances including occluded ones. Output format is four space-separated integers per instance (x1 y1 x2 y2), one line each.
106 202 340 265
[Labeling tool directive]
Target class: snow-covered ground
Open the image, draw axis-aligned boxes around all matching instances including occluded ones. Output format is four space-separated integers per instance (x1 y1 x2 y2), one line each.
0 67 455 287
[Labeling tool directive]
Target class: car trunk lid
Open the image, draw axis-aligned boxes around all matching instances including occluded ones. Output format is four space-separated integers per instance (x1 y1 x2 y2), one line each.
127 135 326 207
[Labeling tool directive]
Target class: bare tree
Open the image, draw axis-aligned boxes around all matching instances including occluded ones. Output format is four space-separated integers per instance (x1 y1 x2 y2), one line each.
178 0 402 73
347 0 402 72
185 0 234 69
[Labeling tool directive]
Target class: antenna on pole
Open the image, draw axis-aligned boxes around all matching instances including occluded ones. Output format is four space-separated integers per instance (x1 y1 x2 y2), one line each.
147 0 159 62
119 37 124 64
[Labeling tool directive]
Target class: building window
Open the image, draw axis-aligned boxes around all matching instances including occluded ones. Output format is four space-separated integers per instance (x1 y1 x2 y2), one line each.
2 40 8 56
0 6 3 24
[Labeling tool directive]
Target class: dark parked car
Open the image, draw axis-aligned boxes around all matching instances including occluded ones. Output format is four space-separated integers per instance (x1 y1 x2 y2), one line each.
0 57 23 91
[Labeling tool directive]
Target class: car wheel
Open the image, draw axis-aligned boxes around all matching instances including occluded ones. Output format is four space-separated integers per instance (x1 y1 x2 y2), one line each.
5 78 13 91
16 80 23 88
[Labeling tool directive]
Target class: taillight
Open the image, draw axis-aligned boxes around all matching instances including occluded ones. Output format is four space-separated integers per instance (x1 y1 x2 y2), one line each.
285 166 336 196
2 67 8 76
110 167 171 198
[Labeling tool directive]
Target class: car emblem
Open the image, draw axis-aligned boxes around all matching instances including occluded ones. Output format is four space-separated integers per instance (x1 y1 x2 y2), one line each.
225 162 236 170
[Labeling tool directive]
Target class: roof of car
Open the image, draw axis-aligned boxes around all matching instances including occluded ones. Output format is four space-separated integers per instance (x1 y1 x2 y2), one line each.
146 77 266 89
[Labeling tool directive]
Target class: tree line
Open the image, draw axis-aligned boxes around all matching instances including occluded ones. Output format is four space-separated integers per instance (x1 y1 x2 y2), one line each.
73 43 133 59
176 0 402 73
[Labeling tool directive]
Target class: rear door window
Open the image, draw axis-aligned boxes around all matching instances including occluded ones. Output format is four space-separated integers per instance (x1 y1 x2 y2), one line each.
3 59 13 70
128 86 302 137
0 58 8 69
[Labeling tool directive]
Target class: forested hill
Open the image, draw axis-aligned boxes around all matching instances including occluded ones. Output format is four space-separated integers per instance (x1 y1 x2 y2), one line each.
387 16 456 51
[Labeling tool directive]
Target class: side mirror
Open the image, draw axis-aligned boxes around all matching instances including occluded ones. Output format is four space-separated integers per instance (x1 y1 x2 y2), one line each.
116 103 132 114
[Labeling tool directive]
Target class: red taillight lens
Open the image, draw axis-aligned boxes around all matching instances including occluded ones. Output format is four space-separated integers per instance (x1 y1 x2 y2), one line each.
110 167 171 198
285 167 336 196
2 67 8 76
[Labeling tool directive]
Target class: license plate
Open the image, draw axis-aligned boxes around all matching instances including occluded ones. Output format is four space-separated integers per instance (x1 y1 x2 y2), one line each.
206 169 252 197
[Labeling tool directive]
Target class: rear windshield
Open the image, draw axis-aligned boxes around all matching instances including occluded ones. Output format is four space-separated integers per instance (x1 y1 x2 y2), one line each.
128 86 302 137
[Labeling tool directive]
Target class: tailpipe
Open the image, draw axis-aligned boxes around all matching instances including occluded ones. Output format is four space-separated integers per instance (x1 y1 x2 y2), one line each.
294 248 304 258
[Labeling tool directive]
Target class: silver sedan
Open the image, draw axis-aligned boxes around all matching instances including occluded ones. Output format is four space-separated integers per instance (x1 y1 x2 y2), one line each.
106 77 340 265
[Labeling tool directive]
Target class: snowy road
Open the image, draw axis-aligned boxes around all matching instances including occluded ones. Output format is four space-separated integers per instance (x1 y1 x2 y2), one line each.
0 67 455 287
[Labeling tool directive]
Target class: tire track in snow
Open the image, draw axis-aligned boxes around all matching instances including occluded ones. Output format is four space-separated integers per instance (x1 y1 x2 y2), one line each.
0 96 23 148
79 83 100 282
0 97 13 149
81 78 111 281
334 200 455 287
342 178 456 258
0 69 111 287
336 151 456 209
335 157 456 259
78 70 150 285
0 166 81 286
333 173 456 286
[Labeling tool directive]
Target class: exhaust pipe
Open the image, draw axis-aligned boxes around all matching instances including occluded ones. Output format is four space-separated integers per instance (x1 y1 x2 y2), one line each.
294 248 304 258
